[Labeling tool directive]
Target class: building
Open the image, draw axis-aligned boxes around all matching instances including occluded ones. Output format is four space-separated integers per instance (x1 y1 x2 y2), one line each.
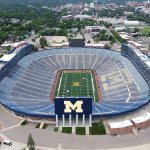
74 15 92 20
124 21 140 26
61 15 73 20
115 26 126 32
128 40 150 55
10 18 20 24
90 3 94 9
0 46 149 119
69 38 85 47
119 32 131 41
124 11 134 16
0 43 32 81
1 41 27 49
85 26 105 34
122 43 150 88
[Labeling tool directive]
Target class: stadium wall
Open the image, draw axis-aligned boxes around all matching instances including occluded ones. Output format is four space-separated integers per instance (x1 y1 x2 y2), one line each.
121 44 150 92
0 44 32 81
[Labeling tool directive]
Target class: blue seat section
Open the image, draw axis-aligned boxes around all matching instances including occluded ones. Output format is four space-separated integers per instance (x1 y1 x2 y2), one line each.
0 48 149 117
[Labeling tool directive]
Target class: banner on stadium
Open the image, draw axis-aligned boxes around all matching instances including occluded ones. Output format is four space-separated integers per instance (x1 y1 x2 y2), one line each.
55 97 92 116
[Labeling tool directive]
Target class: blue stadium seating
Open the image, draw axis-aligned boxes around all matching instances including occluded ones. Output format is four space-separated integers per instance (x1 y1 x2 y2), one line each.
0 47 149 118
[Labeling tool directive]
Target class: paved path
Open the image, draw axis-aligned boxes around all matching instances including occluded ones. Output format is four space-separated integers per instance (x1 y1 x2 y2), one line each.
1 124 150 150
1 107 150 150
0 107 21 129
1 132 150 150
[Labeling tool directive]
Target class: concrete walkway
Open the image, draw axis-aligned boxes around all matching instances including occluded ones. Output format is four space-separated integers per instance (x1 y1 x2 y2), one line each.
1 106 150 150
1 131 150 150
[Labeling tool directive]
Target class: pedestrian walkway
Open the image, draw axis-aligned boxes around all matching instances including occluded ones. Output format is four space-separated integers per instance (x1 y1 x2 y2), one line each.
2 124 19 132
86 126 89 135
72 126 75 134
103 121 110 134
39 122 44 129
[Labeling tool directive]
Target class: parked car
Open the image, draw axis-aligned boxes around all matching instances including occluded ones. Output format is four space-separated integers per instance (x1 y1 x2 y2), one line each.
3 140 12 146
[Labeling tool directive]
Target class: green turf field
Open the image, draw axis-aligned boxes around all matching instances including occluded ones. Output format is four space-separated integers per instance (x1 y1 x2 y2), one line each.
55 70 99 102
140 26 150 35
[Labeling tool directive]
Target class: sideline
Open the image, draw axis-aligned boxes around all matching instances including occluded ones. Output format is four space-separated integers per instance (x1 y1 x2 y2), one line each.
91 73 96 102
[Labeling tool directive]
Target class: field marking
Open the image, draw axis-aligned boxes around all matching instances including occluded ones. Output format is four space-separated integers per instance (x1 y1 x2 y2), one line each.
91 73 96 102
57 72 63 97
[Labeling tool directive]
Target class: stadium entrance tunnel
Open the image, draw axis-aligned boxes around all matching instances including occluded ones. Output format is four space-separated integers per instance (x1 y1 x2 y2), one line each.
0 48 149 118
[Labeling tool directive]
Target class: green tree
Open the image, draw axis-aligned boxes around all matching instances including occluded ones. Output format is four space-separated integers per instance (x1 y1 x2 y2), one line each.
134 28 139 33
104 43 111 50
6 46 11 51
0 54 3 58
40 37 48 48
111 30 126 43
32 45 38 52
27 133 35 150
0 31 8 43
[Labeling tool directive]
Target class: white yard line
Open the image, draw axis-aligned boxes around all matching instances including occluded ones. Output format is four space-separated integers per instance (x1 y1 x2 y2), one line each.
91 73 96 102
57 72 63 97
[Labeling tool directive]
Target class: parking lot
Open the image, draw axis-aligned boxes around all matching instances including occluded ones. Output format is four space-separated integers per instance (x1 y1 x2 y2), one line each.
138 36 150 44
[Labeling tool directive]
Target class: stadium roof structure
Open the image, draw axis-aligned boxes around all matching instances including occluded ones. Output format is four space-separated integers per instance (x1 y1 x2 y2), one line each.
0 47 150 118
127 44 150 68
0 44 28 70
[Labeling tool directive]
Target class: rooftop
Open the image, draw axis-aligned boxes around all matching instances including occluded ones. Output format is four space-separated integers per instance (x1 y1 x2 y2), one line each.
109 120 133 128
132 112 150 124
0 53 16 62
0 41 28 70
127 44 150 69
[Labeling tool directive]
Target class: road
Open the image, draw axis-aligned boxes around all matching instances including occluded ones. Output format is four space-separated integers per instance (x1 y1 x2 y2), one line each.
83 31 94 43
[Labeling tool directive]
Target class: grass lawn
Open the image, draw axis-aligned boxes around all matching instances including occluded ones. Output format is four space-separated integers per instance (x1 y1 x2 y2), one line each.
140 26 150 35
20 120 29 126
76 127 86 135
89 121 106 135
62 127 72 134
35 123 40 128
54 127 58 132
42 123 48 129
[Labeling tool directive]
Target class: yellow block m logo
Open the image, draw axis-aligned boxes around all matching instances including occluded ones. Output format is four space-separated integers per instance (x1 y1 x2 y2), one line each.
64 101 83 113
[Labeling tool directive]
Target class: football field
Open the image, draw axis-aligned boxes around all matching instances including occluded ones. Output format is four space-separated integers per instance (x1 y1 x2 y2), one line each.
55 70 99 102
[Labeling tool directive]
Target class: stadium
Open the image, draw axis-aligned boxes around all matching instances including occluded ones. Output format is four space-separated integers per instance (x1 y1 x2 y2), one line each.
0 44 150 119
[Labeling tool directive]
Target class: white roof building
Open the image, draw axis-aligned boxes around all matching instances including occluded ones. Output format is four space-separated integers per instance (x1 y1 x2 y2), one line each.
1 41 27 49
109 120 133 129
124 21 140 26
74 15 92 20
132 112 150 124
0 42 28 69
119 32 131 40
0 53 16 62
